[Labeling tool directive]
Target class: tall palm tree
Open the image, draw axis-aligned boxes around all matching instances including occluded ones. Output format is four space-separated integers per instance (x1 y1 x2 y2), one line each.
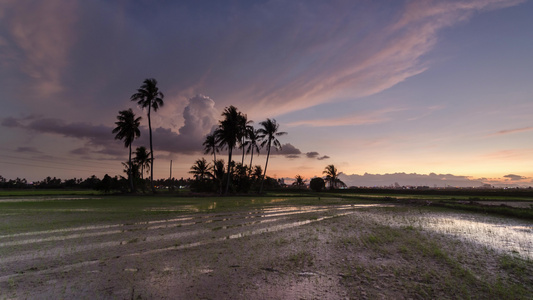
189 158 212 181
258 118 287 193
130 78 164 192
203 133 218 163
214 106 242 195
244 128 261 171
323 164 345 189
133 146 151 180
112 108 141 192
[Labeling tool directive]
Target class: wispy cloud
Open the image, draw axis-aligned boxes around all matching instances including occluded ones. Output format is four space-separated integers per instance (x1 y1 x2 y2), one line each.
287 108 403 127
488 127 533 137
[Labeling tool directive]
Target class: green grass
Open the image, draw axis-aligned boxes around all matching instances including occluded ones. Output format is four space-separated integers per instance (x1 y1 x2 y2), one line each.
0 189 102 197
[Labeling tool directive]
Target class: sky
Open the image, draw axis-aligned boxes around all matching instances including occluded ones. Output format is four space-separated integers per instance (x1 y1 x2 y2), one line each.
1 0 532 187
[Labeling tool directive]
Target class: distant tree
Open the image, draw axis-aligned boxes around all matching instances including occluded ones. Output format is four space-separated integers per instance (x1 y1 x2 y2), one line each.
244 128 261 171
130 78 164 192
112 108 141 192
292 175 306 188
189 158 212 181
203 133 219 163
258 118 287 193
309 177 325 192
212 159 226 195
134 146 151 180
323 164 345 190
251 165 263 181
238 114 253 165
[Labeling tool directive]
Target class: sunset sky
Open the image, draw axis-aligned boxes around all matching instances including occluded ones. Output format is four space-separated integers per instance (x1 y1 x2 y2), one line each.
1 0 532 187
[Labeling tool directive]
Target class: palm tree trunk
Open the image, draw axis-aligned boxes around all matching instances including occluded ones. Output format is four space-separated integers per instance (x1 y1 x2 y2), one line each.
128 143 134 192
224 147 233 195
241 137 245 165
249 147 254 171
148 107 154 193
259 141 271 194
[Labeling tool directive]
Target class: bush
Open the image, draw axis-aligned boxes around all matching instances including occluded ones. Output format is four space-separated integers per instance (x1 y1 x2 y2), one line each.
309 177 325 192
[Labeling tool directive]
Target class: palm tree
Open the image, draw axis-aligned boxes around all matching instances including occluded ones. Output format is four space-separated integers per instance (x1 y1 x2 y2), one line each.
189 158 212 181
112 108 141 192
203 133 218 163
244 128 261 171
130 78 164 192
323 164 345 189
212 159 225 195
133 146 151 180
292 175 306 188
215 106 242 195
258 118 287 193
238 114 253 165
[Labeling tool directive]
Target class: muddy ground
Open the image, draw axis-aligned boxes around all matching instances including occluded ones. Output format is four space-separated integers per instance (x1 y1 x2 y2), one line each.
1 204 532 299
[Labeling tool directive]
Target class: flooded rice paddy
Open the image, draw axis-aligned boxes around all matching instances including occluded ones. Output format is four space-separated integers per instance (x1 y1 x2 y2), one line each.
0 196 532 298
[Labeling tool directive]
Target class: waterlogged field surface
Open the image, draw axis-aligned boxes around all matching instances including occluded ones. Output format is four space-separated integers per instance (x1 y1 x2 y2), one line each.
0 195 532 299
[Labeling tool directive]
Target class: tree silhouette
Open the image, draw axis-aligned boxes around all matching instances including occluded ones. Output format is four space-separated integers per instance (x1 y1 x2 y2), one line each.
215 106 242 195
134 146 151 180
189 158 212 181
258 118 286 193
203 133 218 163
292 174 306 188
112 108 141 192
244 128 261 172
323 164 345 189
309 177 325 192
238 114 253 165
212 159 225 195
130 78 164 192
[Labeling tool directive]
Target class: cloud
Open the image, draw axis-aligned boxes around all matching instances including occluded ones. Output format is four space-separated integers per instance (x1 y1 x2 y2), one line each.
488 127 533 137
338 172 486 188
285 154 300 160
287 108 404 127
16 146 41 154
276 143 302 156
0 0 77 98
306 151 329 160
306 152 319 159
503 174 528 181
1 94 219 156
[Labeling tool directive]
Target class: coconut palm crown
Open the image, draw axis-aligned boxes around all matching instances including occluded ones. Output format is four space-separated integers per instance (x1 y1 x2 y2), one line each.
112 108 141 192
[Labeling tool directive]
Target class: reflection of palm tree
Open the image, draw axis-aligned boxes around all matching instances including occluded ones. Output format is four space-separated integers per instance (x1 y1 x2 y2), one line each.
258 118 287 193
134 146 151 180
112 109 141 192
323 164 345 189
130 78 164 192
215 106 241 195
203 133 218 163
244 128 261 171
189 158 212 181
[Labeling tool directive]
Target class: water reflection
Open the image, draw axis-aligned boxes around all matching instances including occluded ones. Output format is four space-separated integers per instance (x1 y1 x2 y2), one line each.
361 210 533 259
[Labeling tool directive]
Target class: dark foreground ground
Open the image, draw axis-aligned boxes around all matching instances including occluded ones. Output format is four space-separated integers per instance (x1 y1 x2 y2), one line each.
0 196 532 299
